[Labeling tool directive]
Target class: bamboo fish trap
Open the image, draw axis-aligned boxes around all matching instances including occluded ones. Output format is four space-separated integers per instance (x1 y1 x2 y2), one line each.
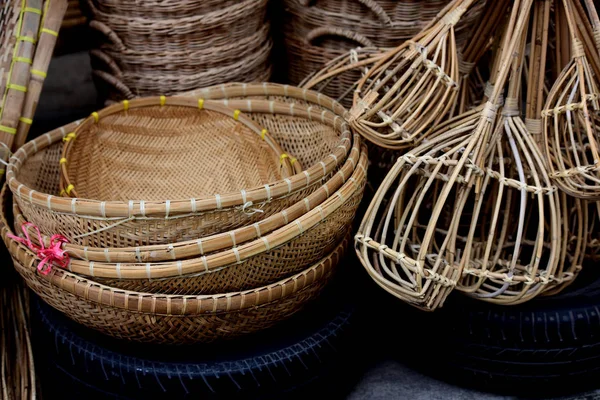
354 0 533 310
458 1 584 303
542 0 600 201
348 0 479 150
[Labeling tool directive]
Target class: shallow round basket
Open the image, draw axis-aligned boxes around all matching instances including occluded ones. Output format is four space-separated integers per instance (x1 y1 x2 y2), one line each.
10 145 366 294
86 0 268 53
13 128 361 265
3 201 350 344
59 97 297 200
8 84 354 248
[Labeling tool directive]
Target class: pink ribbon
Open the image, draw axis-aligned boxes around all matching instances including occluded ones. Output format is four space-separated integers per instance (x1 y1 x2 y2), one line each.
8 222 70 275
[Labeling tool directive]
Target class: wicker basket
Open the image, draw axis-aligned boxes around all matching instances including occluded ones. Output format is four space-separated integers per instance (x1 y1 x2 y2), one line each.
9 143 366 294
93 0 240 19
90 21 271 75
8 84 354 248
91 38 273 98
58 97 298 199
87 0 272 100
3 195 350 344
87 0 267 52
14 137 359 264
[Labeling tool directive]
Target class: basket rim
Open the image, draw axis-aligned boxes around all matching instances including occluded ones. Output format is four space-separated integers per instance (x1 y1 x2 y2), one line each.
59 97 297 199
10 146 366 279
7 83 353 218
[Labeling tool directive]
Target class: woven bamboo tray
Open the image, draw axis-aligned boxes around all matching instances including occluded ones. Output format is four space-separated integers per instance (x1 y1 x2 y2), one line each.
86 0 268 53
9 144 366 294
15 133 361 264
8 84 354 248
4 196 351 344
58 97 298 200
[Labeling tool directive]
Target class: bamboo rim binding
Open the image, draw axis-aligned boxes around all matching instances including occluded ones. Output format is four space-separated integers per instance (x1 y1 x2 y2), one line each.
14 141 361 264
7 84 354 247
58 96 300 199
347 0 478 150
354 0 534 311
542 0 600 200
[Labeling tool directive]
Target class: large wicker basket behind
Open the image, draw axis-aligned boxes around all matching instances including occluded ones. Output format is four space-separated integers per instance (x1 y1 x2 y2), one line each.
282 0 485 102
88 0 273 100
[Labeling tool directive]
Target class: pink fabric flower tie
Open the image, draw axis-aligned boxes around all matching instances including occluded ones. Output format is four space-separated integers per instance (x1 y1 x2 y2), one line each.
8 222 70 275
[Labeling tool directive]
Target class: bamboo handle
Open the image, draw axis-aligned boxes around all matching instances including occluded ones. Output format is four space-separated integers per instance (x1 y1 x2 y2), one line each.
298 0 392 25
305 27 374 47
88 20 126 51
92 70 135 100
90 49 123 78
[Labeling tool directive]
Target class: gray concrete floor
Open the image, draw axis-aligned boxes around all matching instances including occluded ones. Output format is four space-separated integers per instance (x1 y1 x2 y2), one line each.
33 52 600 400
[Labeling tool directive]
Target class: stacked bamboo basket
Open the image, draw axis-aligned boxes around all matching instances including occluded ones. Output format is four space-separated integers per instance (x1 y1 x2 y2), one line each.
3 83 367 344
87 0 273 100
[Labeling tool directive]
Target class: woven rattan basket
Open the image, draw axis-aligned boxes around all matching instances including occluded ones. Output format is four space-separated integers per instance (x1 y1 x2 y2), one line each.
58 97 298 200
86 0 267 52
8 84 354 248
9 143 366 294
3 194 351 344
91 38 273 99
93 0 240 19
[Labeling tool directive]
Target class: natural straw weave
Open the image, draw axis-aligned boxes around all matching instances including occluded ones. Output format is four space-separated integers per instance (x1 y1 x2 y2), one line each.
10 145 365 294
59 98 297 200
7 84 355 248
90 21 271 76
542 0 600 201
4 196 351 344
0 0 42 158
355 1 532 310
